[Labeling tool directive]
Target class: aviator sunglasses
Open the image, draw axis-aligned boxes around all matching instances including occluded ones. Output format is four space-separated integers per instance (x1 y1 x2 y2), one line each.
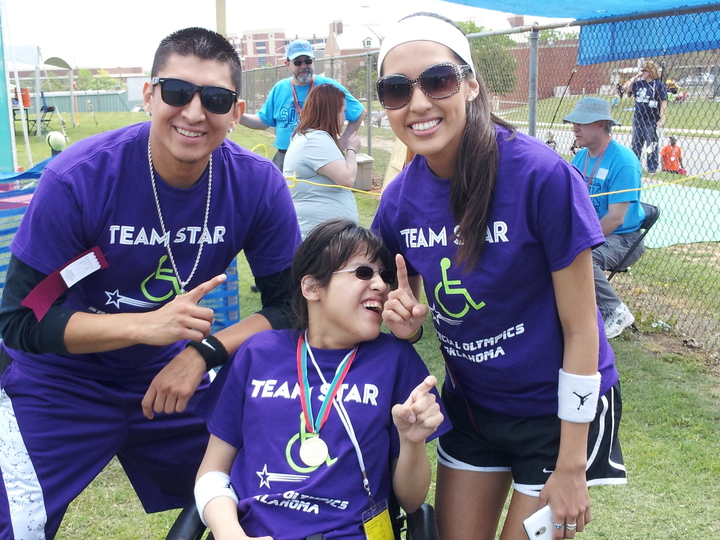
376 62 472 110
151 77 238 115
333 266 397 285
293 58 314 66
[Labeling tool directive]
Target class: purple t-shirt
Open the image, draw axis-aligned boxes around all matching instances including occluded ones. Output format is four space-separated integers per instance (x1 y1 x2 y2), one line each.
9 121 300 380
373 127 617 417
199 329 450 540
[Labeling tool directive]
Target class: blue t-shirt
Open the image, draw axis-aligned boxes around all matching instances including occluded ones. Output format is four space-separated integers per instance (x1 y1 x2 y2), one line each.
258 76 364 150
199 329 451 540
572 140 645 234
373 127 617 417
9 122 301 380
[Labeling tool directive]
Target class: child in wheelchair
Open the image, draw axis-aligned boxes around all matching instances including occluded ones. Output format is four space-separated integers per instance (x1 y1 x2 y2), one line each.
193 219 449 540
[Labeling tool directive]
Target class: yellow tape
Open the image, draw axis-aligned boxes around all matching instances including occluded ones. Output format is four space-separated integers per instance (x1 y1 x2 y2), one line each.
284 172 380 197
251 144 269 158
589 168 720 198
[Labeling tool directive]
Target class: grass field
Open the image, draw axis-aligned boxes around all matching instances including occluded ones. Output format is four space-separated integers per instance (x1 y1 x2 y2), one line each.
6 112 720 539
499 94 720 134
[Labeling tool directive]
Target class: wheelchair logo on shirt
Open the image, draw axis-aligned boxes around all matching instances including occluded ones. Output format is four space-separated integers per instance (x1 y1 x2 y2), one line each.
433 257 485 319
141 255 182 302
286 413 338 473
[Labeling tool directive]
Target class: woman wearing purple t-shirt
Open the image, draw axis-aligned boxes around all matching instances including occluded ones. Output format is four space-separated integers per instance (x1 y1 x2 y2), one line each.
374 13 626 540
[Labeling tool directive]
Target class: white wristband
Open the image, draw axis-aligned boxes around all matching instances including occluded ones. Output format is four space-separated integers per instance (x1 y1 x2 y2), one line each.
194 471 238 526
557 369 601 423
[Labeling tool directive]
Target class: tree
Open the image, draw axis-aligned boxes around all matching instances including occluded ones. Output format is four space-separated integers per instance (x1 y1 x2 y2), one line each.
94 69 121 91
76 68 95 91
457 21 518 96
41 73 66 93
539 29 579 44
75 68 120 92
346 55 378 102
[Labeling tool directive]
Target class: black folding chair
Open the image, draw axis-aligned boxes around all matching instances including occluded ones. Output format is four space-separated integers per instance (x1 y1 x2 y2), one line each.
28 92 56 135
165 500 439 540
607 202 660 280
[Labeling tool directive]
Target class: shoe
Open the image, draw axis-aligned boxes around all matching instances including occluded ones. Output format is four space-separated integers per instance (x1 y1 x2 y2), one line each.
604 303 635 339
250 284 259 293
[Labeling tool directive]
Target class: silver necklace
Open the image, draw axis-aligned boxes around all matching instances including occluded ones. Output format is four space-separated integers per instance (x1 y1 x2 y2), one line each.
147 138 212 294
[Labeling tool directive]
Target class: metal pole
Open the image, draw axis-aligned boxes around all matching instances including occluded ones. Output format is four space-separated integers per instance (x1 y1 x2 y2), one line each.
528 27 539 138
366 51 372 156
216 0 226 37
34 61 41 138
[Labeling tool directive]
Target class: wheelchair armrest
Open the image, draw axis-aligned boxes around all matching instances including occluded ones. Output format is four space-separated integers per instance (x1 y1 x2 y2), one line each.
165 503 207 540
405 503 439 540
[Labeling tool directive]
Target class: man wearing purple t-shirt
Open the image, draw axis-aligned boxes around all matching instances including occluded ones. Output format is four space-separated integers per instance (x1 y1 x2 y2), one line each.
0 28 301 539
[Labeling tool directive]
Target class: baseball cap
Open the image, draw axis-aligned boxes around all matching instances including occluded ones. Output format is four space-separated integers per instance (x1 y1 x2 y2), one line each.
287 40 315 60
563 97 620 126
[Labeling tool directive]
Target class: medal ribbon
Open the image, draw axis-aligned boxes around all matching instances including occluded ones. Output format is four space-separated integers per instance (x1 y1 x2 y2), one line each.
296 331 358 435
582 137 611 189
291 77 314 119
304 335 376 506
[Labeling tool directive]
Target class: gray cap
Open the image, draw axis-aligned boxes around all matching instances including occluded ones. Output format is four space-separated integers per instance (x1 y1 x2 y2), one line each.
563 97 620 126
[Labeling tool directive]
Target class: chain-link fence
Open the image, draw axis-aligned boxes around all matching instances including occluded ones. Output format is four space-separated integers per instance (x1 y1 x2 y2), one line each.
474 9 720 356
242 7 720 356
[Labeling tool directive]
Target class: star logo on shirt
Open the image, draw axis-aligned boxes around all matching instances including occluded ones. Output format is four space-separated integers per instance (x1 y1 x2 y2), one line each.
105 289 122 309
429 303 462 326
256 464 310 489
103 290 158 310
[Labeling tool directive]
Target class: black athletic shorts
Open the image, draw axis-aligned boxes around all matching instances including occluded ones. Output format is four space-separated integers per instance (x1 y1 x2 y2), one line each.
437 382 627 496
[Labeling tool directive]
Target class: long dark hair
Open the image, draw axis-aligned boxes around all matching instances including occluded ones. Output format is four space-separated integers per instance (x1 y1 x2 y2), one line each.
290 219 395 329
294 84 346 150
453 77 515 270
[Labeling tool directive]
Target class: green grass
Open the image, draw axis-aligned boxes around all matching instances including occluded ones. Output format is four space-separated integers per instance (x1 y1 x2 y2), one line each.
500 94 720 134
10 112 720 539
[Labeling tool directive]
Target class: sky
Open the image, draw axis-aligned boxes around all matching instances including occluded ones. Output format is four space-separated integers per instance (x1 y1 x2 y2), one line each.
2 0 566 71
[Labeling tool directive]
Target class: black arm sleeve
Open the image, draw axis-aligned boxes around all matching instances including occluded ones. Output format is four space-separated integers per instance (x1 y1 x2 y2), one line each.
0 254 74 354
253 267 294 330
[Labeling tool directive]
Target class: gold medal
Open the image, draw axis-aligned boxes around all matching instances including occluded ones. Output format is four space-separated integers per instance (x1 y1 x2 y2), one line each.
299 436 329 467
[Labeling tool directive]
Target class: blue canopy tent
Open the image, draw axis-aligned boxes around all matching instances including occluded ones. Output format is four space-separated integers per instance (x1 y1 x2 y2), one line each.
441 0 720 65
437 0 720 136
442 0 719 21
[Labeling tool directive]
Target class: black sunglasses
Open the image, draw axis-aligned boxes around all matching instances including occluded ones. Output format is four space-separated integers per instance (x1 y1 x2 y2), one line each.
293 58 314 66
151 77 238 115
333 266 396 285
376 62 472 110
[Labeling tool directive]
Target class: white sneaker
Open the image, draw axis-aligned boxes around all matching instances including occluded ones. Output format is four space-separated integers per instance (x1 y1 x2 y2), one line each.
604 303 635 339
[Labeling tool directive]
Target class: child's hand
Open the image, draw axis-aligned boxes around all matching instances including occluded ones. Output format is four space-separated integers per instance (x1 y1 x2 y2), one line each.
383 254 428 339
392 375 443 444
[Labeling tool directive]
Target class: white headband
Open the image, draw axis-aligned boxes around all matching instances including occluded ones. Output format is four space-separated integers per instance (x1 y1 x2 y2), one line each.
378 15 475 77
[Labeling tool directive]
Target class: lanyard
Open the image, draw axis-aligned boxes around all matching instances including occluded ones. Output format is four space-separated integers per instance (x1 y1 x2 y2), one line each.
296 331 358 436
582 138 611 188
302 331 377 506
291 77 314 119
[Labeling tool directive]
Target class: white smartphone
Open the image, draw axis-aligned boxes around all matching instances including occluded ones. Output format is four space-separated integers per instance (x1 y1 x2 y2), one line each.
522 505 554 540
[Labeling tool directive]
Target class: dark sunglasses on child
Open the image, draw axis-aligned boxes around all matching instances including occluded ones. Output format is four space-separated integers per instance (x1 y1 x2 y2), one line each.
151 77 238 115
293 58 314 66
333 266 397 285
376 62 472 110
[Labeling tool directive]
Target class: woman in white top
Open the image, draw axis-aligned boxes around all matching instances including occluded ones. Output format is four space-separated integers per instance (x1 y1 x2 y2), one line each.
283 84 361 238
